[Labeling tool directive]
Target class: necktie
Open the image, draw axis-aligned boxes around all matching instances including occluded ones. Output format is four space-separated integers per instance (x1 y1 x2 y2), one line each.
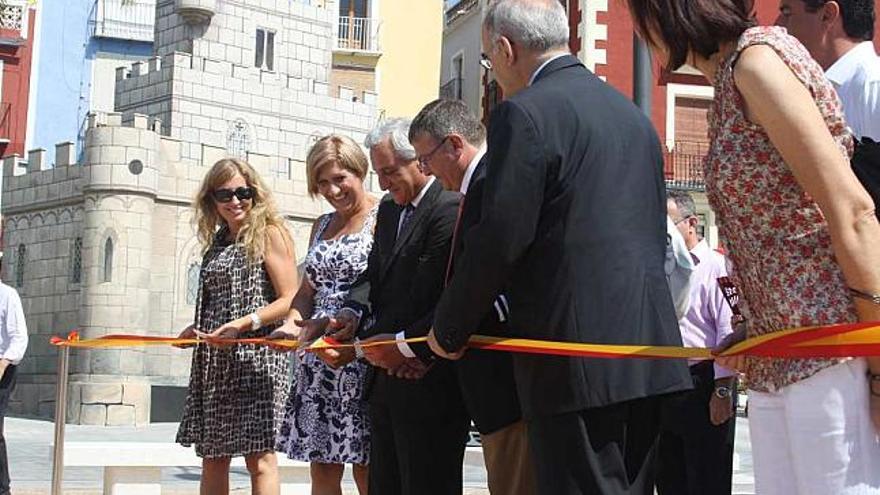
397 204 415 240
445 196 466 285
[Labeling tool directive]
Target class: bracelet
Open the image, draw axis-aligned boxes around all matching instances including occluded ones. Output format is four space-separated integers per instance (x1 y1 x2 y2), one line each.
868 371 880 397
249 312 262 331
849 287 880 305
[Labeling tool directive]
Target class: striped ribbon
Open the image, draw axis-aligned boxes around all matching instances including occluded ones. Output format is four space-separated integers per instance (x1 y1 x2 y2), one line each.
49 321 880 359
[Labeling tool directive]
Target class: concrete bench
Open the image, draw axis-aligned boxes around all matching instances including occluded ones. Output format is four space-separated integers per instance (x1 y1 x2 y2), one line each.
63 442 311 494
62 442 486 494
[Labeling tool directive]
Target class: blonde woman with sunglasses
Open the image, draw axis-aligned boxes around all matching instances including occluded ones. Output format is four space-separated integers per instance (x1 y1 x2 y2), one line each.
176 158 297 495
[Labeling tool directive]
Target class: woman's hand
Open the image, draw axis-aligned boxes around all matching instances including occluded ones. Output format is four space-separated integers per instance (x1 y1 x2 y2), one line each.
196 320 244 342
712 322 748 373
173 324 197 349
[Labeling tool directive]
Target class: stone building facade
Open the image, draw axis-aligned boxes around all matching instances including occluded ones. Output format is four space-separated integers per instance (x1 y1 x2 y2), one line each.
2 0 376 425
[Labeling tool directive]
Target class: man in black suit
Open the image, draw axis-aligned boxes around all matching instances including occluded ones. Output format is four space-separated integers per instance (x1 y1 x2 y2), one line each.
427 1 693 494
315 118 469 495
408 99 536 494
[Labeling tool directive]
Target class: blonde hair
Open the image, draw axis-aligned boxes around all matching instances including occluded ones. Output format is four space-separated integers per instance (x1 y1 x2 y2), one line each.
306 135 370 198
193 158 291 263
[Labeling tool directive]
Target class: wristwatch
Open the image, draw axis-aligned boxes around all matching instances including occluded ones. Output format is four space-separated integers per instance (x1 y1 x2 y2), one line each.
714 386 732 399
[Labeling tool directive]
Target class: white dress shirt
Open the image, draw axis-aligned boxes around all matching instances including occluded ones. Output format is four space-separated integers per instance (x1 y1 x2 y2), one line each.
0 282 28 365
826 41 880 140
460 145 486 194
528 53 570 87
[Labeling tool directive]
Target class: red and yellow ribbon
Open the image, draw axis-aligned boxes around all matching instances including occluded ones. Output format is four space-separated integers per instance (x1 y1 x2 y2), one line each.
49 321 880 359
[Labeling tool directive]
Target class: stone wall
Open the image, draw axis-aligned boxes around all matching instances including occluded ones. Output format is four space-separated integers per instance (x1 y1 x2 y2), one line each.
4 0 375 425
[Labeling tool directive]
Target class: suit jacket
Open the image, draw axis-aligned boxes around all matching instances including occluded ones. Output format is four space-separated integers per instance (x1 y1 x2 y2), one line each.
433 55 692 419
343 179 464 412
411 161 523 435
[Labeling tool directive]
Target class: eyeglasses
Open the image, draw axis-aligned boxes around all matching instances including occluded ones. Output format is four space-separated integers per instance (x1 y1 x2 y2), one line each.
672 215 694 225
212 186 255 203
417 136 449 167
480 53 493 71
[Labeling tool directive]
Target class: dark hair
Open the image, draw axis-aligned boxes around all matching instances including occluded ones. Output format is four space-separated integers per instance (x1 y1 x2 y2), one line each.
409 99 486 146
626 0 756 72
803 0 874 40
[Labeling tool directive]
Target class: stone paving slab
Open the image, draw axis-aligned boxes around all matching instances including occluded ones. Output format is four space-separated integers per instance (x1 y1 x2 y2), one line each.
6 416 753 494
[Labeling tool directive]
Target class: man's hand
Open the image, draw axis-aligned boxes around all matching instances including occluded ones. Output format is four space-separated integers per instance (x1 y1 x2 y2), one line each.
712 323 747 373
0 358 9 382
361 334 407 370
326 309 360 342
294 318 331 349
427 329 465 360
391 358 432 380
709 393 734 426
314 346 357 369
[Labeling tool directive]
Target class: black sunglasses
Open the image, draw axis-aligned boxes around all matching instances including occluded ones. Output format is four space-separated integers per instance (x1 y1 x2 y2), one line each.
212 186 255 203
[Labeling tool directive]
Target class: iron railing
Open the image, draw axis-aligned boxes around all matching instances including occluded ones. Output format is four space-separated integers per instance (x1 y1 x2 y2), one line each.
336 16 378 52
664 143 707 191
0 2 25 32
440 77 463 100
93 0 156 43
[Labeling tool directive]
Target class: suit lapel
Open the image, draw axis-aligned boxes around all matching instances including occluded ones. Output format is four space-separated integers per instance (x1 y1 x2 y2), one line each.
379 180 441 281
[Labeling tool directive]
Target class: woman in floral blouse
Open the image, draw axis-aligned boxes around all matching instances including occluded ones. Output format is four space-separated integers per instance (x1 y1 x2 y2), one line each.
626 0 880 493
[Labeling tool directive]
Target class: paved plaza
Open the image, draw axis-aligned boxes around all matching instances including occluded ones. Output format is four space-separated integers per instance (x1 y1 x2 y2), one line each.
6 415 756 494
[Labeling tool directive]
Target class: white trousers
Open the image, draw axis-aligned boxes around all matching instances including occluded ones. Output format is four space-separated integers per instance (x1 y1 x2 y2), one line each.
749 359 880 495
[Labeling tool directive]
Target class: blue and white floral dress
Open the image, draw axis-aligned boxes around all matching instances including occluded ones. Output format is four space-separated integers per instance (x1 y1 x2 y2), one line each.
276 206 377 464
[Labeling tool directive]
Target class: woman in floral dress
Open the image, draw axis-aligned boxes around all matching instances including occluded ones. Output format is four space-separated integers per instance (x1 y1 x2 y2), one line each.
625 1 880 493
271 135 377 494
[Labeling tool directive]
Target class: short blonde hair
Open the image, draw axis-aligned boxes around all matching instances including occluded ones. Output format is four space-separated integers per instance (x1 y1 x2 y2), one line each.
193 158 291 263
306 135 369 197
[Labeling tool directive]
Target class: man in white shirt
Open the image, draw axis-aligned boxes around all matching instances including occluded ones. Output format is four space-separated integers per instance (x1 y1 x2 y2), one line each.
0 281 27 495
776 0 880 140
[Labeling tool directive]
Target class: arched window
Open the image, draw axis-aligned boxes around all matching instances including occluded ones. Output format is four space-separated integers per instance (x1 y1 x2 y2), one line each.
186 261 201 305
103 238 114 283
15 244 25 288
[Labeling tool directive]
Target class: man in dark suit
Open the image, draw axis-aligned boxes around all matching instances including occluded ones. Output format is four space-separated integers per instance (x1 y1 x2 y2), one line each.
408 99 536 494
427 1 693 494
315 118 469 495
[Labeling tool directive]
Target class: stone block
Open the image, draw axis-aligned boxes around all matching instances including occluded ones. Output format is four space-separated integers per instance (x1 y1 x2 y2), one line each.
38 400 55 418
55 142 76 167
120 350 145 375
81 382 123 404
107 404 136 426
66 382 82 423
80 404 107 425
90 349 122 376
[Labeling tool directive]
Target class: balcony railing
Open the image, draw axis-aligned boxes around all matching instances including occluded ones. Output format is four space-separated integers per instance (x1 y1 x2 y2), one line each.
664 144 707 191
93 0 156 43
336 16 379 53
0 3 24 32
440 77 463 100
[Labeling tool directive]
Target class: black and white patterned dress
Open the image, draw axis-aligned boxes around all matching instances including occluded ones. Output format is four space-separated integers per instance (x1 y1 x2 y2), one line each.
276 207 376 465
176 227 291 458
